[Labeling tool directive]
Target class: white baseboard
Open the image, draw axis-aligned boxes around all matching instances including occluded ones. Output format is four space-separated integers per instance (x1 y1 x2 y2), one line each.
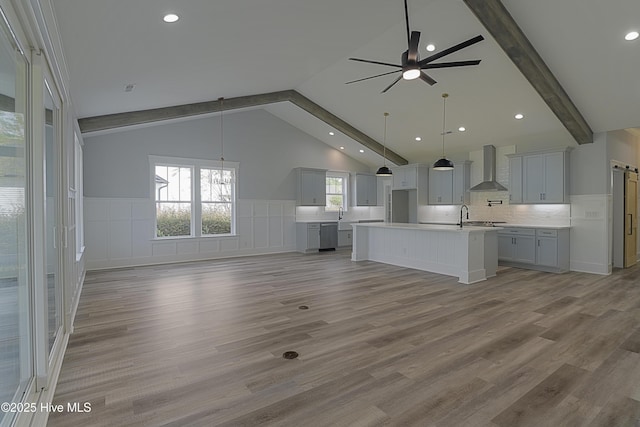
569 261 611 275
86 246 296 271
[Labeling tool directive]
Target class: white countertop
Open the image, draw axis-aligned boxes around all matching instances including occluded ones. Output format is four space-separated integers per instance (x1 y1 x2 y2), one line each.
419 221 570 230
352 222 500 233
500 223 570 229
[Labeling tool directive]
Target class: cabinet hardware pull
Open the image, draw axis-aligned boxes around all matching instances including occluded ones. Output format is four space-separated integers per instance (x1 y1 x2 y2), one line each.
629 213 634 235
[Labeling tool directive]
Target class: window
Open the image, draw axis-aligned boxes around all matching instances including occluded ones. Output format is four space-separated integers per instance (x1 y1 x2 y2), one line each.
326 171 348 211
200 168 233 235
74 133 84 253
151 156 237 238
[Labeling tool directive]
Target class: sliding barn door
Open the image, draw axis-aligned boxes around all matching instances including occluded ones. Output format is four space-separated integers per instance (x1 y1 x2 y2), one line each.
625 171 638 267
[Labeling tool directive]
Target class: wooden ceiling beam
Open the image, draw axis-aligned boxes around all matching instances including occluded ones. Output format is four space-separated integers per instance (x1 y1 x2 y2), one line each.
463 0 593 145
78 90 408 165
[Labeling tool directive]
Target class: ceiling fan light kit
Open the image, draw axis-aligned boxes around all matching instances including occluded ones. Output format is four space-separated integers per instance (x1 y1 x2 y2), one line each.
345 0 484 93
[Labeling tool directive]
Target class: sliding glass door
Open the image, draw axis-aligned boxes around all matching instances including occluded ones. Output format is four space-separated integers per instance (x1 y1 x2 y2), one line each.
0 12 31 426
44 79 63 356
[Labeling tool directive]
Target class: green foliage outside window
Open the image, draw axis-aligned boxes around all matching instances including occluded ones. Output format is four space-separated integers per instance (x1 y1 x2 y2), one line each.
156 206 231 237
156 207 190 237
202 210 231 234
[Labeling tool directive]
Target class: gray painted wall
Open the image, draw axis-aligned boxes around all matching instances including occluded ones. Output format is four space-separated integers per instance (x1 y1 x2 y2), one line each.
570 131 608 196
607 129 639 169
83 109 371 199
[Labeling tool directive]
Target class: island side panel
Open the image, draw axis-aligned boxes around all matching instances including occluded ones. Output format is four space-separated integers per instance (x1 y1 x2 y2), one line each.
484 230 498 278
351 225 369 261
359 225 463 280
459 231 487 284
351 223 496 285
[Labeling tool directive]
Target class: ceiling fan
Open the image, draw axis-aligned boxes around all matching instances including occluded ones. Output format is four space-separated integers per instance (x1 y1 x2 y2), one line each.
346 0 484 93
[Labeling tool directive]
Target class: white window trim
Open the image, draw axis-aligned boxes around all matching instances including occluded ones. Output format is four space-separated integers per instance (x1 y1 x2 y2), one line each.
326 171 349 212
149 155 239 239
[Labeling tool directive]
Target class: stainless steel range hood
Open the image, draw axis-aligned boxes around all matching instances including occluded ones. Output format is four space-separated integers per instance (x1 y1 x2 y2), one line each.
469 145 508 192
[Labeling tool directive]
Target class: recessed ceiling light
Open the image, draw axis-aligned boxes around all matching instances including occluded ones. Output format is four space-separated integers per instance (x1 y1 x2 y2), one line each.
163 13 179 23
359 149 365 153
515 113 524 120
339 146 345 150
426 44 436 52
625 31 639 41
458 126 466 132
329 131 335 136
415 137 422 141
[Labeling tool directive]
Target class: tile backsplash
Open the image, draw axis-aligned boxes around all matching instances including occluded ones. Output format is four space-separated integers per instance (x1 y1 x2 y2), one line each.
418 201 570 226
296 205 384 222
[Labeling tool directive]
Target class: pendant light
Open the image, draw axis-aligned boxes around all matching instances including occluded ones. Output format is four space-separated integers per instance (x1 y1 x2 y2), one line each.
376 112 392 176
216 97 230 185
433 93 454 171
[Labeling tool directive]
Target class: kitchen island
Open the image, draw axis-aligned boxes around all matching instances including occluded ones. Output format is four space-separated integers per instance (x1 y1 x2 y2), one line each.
351 222 501 284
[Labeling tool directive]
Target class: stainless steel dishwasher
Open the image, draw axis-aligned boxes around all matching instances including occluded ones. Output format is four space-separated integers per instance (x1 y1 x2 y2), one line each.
319 223 338 251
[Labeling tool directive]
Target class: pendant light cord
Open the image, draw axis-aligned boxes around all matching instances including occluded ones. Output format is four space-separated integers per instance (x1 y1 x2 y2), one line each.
219 97 225 164
441 93 448 157
383 112 389 166
219 97 225 184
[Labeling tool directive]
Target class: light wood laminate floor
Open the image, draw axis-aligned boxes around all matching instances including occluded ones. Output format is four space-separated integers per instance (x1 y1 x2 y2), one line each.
49 251 640 426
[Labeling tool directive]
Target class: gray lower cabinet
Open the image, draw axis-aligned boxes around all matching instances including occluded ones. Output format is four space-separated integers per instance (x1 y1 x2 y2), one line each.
498 226 569 272
296 223 320 253
497 228 536 264
535 229 569 270
338 230 352 247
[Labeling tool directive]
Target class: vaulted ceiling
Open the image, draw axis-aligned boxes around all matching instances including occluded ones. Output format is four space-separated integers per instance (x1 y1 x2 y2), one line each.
51 0 640 168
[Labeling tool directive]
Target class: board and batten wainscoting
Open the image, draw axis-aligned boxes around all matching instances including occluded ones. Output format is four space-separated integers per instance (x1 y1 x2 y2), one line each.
569 194 611 275
84 198 296 270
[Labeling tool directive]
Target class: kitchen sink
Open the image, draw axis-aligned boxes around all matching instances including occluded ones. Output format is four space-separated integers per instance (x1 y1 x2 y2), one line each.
462 220 506 227
338 221 354 230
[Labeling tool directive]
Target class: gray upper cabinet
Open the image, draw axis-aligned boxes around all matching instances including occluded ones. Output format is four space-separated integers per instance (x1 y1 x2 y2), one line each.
523 151 568 203
392 165 418 190
428 162 470 205
353 173 377 206
452 161 471 205
508 156 523 204
428 169 453 205
296 168 326 206
508 149 570 205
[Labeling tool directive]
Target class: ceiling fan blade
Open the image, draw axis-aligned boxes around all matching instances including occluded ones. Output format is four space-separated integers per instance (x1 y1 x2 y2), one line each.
381 75 403 93
345 70 401 85
421 59 481 69
419 72 437 86
349 57 402 68
418 35 485 66
408 31 420 62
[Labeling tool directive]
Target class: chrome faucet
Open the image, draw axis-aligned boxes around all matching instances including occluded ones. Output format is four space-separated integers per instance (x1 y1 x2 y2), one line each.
459 204 469 228
338 207 343 221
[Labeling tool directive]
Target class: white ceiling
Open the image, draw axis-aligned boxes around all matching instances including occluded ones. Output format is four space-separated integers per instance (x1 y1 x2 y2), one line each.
51 0 640 168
